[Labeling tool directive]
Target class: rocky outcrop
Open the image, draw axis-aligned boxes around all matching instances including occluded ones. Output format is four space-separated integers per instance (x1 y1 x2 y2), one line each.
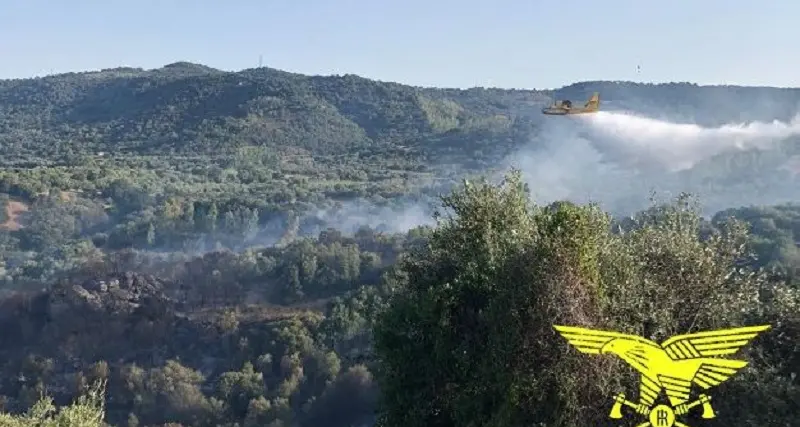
47 272 174 318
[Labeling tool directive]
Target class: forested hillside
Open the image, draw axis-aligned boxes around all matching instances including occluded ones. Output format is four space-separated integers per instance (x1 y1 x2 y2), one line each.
0 64 798 426
0 62 543 165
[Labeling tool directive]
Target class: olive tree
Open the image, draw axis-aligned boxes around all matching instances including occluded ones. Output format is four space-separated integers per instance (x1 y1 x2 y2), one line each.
373 170 798 427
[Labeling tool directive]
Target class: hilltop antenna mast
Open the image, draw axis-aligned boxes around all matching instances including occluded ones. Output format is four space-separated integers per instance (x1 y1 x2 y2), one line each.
259 55 263 68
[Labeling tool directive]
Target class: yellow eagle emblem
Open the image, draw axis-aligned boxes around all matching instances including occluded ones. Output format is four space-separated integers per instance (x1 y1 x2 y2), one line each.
553 324 770 427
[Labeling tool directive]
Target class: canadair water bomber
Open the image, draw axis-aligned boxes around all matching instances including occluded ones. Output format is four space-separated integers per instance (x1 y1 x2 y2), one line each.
542 92 600 115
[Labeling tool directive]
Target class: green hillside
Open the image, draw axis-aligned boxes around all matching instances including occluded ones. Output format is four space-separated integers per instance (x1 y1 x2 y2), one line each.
0 62 546 164
9 62 800 164
0 64 799 426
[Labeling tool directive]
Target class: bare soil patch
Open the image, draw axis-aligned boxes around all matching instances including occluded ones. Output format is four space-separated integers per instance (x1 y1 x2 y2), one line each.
1 200 29 231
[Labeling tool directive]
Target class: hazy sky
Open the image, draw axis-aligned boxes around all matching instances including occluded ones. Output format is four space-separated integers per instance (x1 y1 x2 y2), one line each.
1 0 797 89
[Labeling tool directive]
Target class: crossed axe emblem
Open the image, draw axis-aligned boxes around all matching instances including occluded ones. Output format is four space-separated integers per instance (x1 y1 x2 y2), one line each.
609 392 715 427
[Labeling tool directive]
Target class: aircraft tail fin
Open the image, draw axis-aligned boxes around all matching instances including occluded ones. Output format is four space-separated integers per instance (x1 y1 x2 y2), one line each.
584 92 600 110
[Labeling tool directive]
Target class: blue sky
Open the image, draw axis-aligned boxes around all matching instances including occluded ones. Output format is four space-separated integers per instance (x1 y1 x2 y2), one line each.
1 0 797 89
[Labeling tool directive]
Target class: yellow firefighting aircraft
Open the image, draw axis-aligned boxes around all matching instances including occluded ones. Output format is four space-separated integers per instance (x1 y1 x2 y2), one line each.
542 92 600 115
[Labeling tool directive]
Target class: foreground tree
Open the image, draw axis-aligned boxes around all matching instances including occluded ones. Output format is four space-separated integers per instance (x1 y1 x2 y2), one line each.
0 382 105 427
373 170 799 427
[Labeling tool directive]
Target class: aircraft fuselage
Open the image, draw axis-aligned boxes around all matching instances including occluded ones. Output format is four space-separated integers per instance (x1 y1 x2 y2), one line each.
541 107 596 115
542 92 600 116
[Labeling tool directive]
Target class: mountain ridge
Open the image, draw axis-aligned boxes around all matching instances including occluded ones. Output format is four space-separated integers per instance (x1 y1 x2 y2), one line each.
9 61 800 90
3 61 800 166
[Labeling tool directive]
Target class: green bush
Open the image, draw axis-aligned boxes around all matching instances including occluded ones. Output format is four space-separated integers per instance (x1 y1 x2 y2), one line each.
0 382 105 427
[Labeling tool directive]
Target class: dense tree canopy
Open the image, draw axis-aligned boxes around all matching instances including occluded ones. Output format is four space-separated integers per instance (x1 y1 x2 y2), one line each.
374 172 799 427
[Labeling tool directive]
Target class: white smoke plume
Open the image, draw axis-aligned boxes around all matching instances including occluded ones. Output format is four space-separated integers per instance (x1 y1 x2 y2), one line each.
507 111 800 215
301 199 436 235
585 111 800 171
